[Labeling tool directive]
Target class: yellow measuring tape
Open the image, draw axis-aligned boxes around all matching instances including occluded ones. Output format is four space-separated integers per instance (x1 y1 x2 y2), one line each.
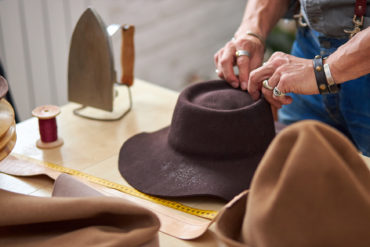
16 155 218 220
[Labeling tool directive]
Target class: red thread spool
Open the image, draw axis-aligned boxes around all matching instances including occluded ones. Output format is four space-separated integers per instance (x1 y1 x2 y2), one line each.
32 105 63 149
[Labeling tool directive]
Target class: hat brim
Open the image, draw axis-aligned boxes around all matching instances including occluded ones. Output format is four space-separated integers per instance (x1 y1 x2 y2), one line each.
118 127 263 201
214 191 248 246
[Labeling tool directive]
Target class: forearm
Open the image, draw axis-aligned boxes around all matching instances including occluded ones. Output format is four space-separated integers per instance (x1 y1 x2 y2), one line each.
326 27 370 84
234 0 290 39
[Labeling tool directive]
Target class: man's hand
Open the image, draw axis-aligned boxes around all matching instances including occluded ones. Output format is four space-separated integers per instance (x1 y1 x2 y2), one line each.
213 0 290 90
214 35 265 90
248 52 319 108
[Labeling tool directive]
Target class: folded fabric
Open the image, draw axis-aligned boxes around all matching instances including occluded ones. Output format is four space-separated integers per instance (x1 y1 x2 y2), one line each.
215 120 370 247
0 174 160 247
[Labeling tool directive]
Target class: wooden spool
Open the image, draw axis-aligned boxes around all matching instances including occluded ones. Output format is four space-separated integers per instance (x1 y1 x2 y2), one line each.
32 105 64 149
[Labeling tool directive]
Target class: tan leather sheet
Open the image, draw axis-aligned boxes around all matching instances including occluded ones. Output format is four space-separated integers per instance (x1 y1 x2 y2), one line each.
0 155 216 240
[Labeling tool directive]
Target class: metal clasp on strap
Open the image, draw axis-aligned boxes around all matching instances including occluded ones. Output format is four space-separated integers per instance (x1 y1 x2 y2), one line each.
293 12 308 27
344 15 364 38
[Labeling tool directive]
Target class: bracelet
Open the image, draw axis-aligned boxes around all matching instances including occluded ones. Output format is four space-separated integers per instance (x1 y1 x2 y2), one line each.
313 55 330 94
245 30 265 48
323 63 339 93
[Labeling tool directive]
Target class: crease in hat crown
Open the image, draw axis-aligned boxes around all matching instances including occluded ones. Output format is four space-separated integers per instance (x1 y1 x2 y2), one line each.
184 83 262 113
167 80 275 158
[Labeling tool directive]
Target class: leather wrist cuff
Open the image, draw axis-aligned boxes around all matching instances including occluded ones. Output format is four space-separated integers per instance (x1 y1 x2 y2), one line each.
313 55 330 94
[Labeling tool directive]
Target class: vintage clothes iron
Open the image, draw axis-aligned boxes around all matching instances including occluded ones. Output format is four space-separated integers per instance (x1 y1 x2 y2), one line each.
68 8 134 121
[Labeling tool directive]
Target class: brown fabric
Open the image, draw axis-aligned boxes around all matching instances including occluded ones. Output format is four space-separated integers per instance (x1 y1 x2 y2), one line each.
119 80 275 201
215 120 370 247
0 156 213 240
0 174 160 247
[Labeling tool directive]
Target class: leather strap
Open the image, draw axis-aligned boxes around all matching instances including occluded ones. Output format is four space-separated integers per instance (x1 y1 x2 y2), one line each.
355 0 367 17
120 25 135 87
345 0 368 37
313 55 329 94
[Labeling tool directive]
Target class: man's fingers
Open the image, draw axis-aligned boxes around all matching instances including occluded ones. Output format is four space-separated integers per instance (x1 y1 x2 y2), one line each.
273 93 293 105
236 55 250 90
248 64 275 100
272 78 293 105
261 74 280 107
219 46 239 87
214 50 220 67
261 87 282 109
215 49 225 79
269 73 293 105
233 39 253 90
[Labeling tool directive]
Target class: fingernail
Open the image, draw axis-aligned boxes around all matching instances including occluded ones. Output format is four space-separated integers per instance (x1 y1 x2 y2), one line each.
241 82 248 90
231 82 239 88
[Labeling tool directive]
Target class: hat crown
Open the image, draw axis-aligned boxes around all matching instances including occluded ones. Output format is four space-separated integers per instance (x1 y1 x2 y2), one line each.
168 81 275 158
191 88 254 110
244 121 370 246
214 121 370 246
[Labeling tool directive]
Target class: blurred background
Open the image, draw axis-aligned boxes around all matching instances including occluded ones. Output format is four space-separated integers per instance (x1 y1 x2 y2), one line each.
0 0 295 121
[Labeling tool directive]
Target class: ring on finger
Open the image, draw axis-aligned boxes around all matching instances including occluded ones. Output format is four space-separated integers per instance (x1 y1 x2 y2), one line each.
235 50 250 58
262 79 273 90
273 87 286 97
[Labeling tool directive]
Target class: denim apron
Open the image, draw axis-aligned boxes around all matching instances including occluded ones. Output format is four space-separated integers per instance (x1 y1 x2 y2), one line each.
278 27 370 156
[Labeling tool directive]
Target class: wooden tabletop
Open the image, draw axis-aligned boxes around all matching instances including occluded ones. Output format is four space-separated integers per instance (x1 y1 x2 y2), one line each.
1 79 369 246
0 79 220 246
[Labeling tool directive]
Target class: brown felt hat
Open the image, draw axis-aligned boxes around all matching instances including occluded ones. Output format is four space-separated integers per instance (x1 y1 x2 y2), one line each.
119 80 275 201
214 120 370 247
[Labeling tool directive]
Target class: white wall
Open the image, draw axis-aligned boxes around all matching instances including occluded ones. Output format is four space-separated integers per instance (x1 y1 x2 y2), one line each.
0 0 245 121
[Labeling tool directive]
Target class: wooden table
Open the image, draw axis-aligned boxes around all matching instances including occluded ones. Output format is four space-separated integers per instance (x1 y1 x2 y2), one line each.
0 79 221 246
1 79 369 246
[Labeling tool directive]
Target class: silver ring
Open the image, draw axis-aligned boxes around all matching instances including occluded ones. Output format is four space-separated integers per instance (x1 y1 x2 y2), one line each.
215 69 220 74
262 80 273 90
235 50 250 58
273 87 286 97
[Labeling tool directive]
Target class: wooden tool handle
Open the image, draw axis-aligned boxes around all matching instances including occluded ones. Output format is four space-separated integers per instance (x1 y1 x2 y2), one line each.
120 25 135 86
